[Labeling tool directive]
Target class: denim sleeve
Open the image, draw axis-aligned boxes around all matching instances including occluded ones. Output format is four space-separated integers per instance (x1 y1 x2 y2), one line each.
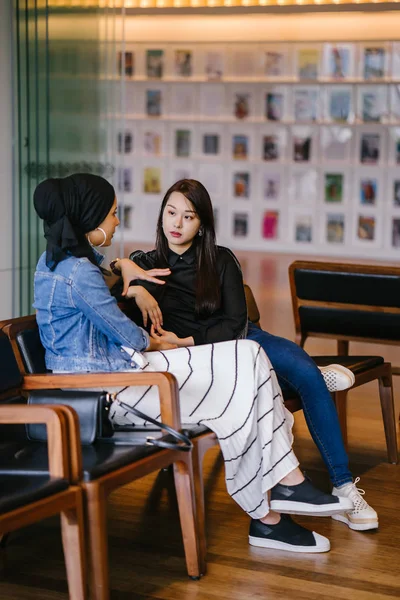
71 259 149 351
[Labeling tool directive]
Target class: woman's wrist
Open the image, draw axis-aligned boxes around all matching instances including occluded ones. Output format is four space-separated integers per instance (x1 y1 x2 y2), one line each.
177 336 194 348
109 257 122 275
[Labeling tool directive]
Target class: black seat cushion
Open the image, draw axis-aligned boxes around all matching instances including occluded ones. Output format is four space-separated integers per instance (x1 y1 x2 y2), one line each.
16 329 47 374
0 332 22 391
312 355 384 374
0 474 69 514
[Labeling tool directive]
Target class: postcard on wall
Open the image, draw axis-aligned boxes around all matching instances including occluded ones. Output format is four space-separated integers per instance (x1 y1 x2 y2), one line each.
327 87 352 123
205 51 224 80
174 50 193 77
266 91 284 121
117 167 133 193
320 126 352 162
262 172 281 200
289 168 318 206
325 44 352 79
360 132 381 164
293 88 318 122
358 214 376 241
324 173 343 203
295 214 312 243
118 204 134 230
363 47 386 80
232 134 249 160
392 218 400 247
169 84 196 117
175 129 191 158
234 92 251 119
262 210 279 240
265 50 286 77
231 51 256 78
359 86 387 123
293 128 312 162
117 130 133 154
200 84 225 117
203 133 220 155
118 51 134 77
326 213 345 243
262 135 279 161
393 179 400 206
143 167 161 194
233 212 249 237
146 89 162 117
143 128 162 157
146 49 164 79
360 177 378 206
297 48 320 80
233 172 250 198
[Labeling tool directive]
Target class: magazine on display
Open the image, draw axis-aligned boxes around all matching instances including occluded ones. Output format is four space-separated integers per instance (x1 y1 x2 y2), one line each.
360 87 387 123
146 90 162 117
233 172 250 198
358 214 376 240
266 92 284 121
297 48 320 80
393 179 400 206
360 133 381 164
328 88 352 123
118 167 133 193
175 129 191 158
293 133 312 162
146 49 164 78
143 167 162 194
326 45 351 79
203 134 220 155
118 131 133 154
392 218 400 247
324 173 343 203
118 51 134 77
363 47 386 80
263 173 281 200
233 212 249 237
294 88 318 122
265 50 286 77
232 134 249 160
143 129 162 156
175 50 193 77
262 210 279 239
360 178 378 205
205 51 224 80
326 213 345 243
119 204 133 230
263 135 279 161
295 214 312 242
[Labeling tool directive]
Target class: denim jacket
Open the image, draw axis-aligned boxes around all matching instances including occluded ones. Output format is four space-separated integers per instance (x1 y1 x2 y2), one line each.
33 249 149 372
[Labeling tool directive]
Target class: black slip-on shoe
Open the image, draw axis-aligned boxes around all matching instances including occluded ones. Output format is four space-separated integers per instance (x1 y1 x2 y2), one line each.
270 478 353 516
248 515 330 553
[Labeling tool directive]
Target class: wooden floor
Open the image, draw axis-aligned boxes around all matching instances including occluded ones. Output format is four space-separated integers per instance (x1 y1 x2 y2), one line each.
1 251 400 600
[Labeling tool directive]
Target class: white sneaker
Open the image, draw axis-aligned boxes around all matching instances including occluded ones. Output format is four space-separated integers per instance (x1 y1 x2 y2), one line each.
331 477 379 531
318 364 355 392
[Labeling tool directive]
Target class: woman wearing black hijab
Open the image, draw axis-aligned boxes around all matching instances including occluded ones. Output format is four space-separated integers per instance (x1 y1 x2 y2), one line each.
33 173 352 554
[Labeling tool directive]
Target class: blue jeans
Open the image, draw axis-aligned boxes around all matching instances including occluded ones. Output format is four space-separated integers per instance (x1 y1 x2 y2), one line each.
246 321 352 487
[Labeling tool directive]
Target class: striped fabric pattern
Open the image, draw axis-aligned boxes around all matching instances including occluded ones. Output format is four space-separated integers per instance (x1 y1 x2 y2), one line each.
110 339 299 519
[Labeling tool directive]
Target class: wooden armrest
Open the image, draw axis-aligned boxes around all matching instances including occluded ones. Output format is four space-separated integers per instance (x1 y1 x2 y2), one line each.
22 371 181 430
0 405 70 479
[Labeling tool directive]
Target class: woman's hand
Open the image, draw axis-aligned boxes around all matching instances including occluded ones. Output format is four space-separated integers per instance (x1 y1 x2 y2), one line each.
117 258 171 296
150 325 194 348
145 334 177 352
125 286 163 329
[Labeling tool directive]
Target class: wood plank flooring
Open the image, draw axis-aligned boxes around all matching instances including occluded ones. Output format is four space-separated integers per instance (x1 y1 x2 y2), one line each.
1 251 399 599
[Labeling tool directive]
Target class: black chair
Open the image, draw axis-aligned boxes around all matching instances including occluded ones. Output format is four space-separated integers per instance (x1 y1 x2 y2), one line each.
0 331 87 599
0 322 202 600
289 260 398 464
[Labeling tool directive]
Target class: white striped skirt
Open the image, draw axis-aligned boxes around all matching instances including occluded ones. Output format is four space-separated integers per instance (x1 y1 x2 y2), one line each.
109 339 299 519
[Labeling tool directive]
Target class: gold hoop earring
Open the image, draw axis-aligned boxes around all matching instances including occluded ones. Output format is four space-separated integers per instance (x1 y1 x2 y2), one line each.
88 227 107 247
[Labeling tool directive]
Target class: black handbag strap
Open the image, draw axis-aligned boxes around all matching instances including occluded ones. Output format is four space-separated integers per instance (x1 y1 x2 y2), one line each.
112 397 193 452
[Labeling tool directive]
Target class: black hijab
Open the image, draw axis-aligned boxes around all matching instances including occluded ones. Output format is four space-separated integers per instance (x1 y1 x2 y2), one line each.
34 173 115 270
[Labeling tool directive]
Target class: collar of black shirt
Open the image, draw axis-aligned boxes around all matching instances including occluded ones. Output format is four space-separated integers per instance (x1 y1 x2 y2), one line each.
168 245 196 267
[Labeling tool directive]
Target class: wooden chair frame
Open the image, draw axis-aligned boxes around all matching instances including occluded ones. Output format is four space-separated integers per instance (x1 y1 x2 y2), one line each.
1 316 202 600
289 260 398 463
0 404 87 599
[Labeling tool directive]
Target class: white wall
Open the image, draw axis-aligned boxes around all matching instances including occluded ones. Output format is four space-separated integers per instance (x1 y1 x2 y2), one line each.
0 1 14 319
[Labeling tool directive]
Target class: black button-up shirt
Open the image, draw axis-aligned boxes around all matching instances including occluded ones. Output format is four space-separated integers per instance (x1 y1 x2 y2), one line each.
125 245 248 345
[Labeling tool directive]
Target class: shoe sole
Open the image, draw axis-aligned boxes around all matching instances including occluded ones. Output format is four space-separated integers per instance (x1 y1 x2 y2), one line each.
249 534 330 553
270 498 353 516
331 513 379 531
319 364 356 391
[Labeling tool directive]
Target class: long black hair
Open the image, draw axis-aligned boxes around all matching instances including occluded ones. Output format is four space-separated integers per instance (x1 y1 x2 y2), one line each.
155 179 220 316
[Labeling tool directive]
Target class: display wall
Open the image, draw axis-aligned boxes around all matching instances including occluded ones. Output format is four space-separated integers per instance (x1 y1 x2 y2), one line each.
106 12 400 259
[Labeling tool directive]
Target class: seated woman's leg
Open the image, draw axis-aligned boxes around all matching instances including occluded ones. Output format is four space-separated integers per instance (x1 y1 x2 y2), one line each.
109 339 354 551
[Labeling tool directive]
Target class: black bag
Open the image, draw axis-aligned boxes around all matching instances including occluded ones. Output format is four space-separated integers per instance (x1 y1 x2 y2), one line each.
26 389 192 451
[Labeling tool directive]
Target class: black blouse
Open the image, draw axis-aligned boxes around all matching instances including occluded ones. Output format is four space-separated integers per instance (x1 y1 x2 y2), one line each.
125 245 248 346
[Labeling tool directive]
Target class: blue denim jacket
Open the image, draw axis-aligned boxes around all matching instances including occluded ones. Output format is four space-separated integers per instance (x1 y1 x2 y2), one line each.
33 249 149 372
